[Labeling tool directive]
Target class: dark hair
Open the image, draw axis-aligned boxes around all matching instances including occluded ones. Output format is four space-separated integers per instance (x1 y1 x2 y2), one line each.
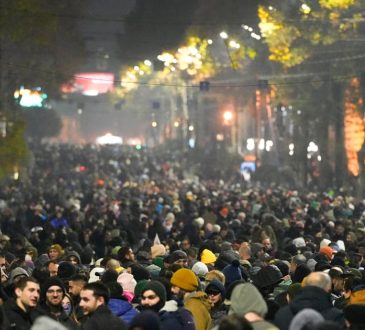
82 282 110 304
69 274 88 283
15 276 39 290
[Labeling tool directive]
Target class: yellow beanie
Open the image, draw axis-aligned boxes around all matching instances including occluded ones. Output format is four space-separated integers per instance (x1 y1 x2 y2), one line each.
201 249 217 265
170 268 198 292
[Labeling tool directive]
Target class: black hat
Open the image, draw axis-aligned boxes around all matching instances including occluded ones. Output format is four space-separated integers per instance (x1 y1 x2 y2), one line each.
141 280 167 306
41 276 65 300
170 250 187 263
252 265 283 289
205 279 226 299
57 261 77 281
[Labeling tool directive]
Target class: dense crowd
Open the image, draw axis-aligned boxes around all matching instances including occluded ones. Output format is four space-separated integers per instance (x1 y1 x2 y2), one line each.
0 143 365 330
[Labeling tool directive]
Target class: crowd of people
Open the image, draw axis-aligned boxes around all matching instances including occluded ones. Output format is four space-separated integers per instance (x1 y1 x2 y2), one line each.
0 143 365 330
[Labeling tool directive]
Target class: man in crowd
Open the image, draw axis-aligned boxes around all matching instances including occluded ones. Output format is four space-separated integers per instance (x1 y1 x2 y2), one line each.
38 276 76 329
4 277 40 329
79 282 127 330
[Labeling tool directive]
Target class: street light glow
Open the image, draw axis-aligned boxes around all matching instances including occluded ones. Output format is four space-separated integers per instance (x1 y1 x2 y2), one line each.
152 121 157 128
220 31 228 39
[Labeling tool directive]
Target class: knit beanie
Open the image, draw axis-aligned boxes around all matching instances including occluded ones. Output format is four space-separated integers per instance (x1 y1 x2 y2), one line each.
131 263 152 282
222 260 242 286
151 244 167 259
57 262 77 281
141 280 167 306
117 272 137 292
9 267 29 284
289 308 324 330
152 256 164 269
192 261 209 278
170 268 198 292
129 311 161 330
229 283 268 317
134 279 149 297
200 249 217 265
170 250 187 263
252 265 283 289
41 276 65 301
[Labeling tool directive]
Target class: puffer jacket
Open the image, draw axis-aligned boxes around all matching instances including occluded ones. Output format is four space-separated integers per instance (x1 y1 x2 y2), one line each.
274 286 345 330
108 298 138 324
159 300 195 330
184 291 211 330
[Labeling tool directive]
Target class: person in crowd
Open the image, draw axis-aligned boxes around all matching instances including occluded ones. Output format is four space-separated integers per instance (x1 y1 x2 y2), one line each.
139 280 195 330
38 276 77 329
170 268 211 330
274 272 345 330
79 282 127 330
229 282 279 330
3 277 40 329
204 279 227 328
105 281 138 324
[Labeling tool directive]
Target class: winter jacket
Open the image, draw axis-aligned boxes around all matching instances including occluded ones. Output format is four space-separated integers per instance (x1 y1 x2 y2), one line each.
3 299 38 330
159 300 195 330
274 286 345 330
36 303 78 330
81 305 127 330
184 291 211 330
108 298 138 324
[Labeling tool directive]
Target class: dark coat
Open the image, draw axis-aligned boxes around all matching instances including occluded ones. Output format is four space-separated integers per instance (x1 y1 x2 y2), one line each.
159 305 195 330
81 305 126 330
273 286 345 330
3 299 38 330
37 303 78 330
108 298 138 324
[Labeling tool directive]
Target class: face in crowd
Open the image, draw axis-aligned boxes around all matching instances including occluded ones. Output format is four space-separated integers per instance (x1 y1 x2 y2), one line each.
79 289 104 315
46 285 64 307
15 281 40 311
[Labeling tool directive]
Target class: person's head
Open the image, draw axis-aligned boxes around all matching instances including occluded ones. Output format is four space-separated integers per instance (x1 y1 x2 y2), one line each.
14 277 40 311
302 271 332 293
290 254 307 274
62 293 74 316
79 282 110 315
170 268 198 299
68 274 88 298
140 280 167 313
47 261 59 277
48 244 63 261
261 237 272 252
118 246 135 262
205 279 225 306
43 277 65 308
170 250 188 268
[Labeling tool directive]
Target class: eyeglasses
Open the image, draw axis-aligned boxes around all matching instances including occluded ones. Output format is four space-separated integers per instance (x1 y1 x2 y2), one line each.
206 291 220 296
47 289 63 294
141 294 157 300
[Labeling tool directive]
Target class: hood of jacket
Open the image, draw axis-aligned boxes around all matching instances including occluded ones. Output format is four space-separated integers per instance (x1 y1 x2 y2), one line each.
108 298 134 316
160 299 179 312
184 291 211 311
290 286 333 314
229 283 268 317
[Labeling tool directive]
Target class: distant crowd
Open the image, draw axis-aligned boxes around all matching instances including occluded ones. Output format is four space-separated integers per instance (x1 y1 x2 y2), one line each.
0 143 365 330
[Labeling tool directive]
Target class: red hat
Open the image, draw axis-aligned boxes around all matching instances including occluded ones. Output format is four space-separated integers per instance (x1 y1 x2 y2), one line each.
320 246 334 260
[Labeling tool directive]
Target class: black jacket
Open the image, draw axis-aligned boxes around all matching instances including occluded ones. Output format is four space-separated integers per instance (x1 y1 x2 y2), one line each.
81 305 126 330
3 299 38 330
37 303 78 330
274 286 345 330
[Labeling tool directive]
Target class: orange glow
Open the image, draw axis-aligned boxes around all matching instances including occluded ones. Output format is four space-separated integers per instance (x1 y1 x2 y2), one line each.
344 78 365 176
